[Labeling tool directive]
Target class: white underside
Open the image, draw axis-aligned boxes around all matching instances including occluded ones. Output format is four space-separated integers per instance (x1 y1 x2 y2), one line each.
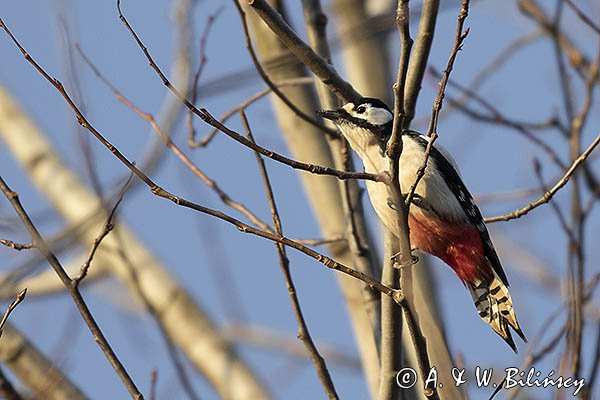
342 127 468 235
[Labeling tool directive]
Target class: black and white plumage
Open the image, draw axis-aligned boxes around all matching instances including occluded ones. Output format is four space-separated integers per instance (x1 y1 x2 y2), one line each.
319 97 526 351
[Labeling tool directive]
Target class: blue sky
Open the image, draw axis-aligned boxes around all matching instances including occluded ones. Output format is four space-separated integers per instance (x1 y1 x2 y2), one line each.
0 0 599 398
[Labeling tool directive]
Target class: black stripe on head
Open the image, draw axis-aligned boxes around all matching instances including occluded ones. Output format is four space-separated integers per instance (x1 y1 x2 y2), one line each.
357 97 392 113
335 100 393 145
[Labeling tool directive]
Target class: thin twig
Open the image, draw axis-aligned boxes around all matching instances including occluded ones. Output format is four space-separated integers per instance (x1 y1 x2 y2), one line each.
518 0 594 80
149 370 157 400
242 110 338 399
404 0 470 208
434 70 567 169
586 321 600 398
0 176 143 400
563 26 599 380
234 2 338 138
225 324 361 371
73 173 133 286
438 29 544 128
485 132 600 223
187 6 224 147
564 0 600 35
113 0 378 182
0 288 26 337
0 16 400 301
0 240 33 251
197 77 315 148
76 44 272 232
247 0 361 102
532 159 574 241
111 227 202 400
500 274 600 400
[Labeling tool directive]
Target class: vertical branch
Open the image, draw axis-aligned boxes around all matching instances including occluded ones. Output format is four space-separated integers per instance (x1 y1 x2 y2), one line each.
384 0 413 278
242 111 338 399
425 0 470 138
556 0 582 378
385 2 470 399
385 2 440 399
301 0 383 365
378 236 403 400
241 0 382 395
378 1 417 399
331 0 393 102
403 0 439 126
564 37 600 379
405 0 470 207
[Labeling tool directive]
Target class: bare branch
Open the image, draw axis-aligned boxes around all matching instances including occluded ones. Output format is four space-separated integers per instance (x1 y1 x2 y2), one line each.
197 77 315 148
518 0 595 79
242 111 338 399
76 45 272 232
431 69 567 167
0 16 399 302
485 132 600 223
0 176 143 400
0 240 32 251
73 174 132 286
0 288 26 337
247 0 361 102
403 0 439 125
0 35 269 397
113 0 378 182
187 6 224 147
234 2 338 138
404 0 470 209
225 324 361 371
564 0 600 36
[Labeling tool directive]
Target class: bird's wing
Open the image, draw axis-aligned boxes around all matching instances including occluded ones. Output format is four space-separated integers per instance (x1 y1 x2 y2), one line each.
429 143 509 286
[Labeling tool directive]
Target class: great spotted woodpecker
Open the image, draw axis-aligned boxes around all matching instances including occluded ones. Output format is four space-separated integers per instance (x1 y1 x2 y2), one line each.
319 97 526 351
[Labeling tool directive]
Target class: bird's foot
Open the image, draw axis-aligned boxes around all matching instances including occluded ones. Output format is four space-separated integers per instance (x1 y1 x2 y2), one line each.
386 198 397 211
390 249 419 267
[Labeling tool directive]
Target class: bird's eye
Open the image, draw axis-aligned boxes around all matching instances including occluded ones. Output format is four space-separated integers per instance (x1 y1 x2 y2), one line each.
355 105 367 114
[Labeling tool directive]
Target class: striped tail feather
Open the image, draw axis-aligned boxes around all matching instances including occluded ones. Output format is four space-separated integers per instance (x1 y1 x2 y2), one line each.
467 273 527 352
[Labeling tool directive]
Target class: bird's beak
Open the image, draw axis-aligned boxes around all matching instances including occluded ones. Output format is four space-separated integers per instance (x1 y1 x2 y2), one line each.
317 109 343 121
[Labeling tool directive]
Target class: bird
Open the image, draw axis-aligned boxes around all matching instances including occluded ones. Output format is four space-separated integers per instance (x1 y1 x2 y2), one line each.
318 97 526 351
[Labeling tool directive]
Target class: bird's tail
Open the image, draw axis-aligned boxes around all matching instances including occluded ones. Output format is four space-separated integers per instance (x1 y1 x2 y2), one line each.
467 273 527 352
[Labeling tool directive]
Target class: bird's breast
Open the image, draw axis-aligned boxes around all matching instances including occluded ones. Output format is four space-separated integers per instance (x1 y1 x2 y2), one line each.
361 135 468 227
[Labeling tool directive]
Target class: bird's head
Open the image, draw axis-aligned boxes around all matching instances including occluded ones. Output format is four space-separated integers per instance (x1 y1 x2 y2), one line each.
318 98 393 152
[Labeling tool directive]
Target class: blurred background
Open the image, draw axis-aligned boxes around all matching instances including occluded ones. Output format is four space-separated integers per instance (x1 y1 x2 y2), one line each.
0 0 599 399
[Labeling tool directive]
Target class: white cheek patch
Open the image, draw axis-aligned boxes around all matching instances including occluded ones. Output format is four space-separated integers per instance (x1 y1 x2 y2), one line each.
367 108 393 125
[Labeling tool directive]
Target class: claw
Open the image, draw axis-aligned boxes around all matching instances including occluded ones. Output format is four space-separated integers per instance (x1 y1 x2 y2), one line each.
390 250 419 267
386 198 399 211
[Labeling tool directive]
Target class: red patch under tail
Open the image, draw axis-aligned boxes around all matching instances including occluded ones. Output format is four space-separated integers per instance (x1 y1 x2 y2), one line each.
407 212 493 284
